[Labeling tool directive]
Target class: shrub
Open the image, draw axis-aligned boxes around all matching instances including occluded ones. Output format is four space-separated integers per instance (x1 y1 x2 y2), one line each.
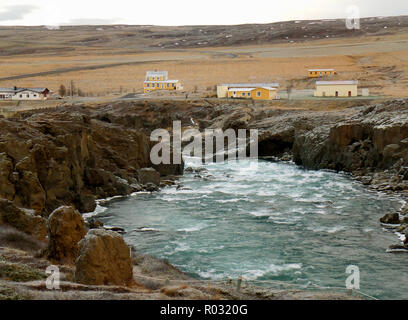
0 286 27 300
0 258 46 282
0 226 45 253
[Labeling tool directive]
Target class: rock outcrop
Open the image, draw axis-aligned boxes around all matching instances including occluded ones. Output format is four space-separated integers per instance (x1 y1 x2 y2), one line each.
380 212 401 224
0 198 47 241
292 100 408 175
137 167 161 186
46 206 86 265
74 229 133 286
245 100 408 194
0 106 183 215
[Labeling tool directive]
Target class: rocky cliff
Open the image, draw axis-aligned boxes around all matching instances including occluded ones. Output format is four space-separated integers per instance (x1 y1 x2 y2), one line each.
0 107 160 216
238 99 408 194
3 99 408 215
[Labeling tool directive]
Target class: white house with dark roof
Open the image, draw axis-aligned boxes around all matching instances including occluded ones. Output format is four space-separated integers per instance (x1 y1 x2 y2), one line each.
0 87 50 100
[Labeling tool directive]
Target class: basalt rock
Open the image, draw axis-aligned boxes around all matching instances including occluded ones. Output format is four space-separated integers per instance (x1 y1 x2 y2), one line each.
46 206 87 265
380 212 401 224
86 218 104 230
144 182 160 192
0 109 155 215
0 198 47 241
137 167 161 186
74 229 133 286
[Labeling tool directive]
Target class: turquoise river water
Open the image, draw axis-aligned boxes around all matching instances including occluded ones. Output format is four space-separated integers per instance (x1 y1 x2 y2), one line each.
92 158 407 299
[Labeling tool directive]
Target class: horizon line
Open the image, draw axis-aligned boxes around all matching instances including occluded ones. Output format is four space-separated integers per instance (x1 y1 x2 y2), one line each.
0 13 407 28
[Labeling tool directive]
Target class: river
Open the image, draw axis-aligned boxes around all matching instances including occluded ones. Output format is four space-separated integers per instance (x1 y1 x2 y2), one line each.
92 158 407 299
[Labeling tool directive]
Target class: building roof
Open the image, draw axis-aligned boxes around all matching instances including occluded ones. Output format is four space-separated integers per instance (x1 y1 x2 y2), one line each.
316 81 358 85
228 87 278 92
146 70 168 78
0 87 48 94
0 88 15 93
221 83 280 88
228 88 255 92
144 80 179 83
308 69 335 72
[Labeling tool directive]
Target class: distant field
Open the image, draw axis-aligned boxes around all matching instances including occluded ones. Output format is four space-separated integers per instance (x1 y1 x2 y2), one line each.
0 17 408 99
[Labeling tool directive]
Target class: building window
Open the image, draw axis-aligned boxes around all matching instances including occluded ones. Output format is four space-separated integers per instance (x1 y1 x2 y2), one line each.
172 83 175 87
242 92 245 97
257 91 261 97
248 93 250 96
20 94 22 98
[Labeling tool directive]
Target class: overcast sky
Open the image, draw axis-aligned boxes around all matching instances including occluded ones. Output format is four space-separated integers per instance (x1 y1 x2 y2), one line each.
0 0 407 26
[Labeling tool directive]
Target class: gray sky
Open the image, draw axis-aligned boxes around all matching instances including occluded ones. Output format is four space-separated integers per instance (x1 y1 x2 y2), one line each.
0 0 407 26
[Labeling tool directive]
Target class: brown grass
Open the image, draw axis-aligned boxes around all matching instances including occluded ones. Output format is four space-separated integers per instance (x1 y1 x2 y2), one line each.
0 258 46 282
0 225 46 253
160 285 188 297
0 33 407 98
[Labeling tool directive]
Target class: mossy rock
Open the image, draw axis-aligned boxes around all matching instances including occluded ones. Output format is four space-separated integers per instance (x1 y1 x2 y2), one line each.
0 258 46 282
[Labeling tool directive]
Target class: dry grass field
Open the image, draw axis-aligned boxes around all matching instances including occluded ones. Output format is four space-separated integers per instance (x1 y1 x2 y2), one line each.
0 16 408 99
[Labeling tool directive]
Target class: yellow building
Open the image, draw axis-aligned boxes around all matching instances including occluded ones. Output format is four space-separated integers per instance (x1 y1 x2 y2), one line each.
314 81 358 97
227 87 278 100
308 69 336 78
217 83 280 98
143 71 182 93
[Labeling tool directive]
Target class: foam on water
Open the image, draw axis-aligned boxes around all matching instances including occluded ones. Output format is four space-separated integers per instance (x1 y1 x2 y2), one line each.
95 159 407 299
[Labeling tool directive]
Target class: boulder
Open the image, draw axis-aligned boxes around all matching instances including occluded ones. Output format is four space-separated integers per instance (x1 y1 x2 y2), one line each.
86 218 104 230
46 206 86 264
152 161 184 176
144 182 159 192
74 229 133 286
380 212 401 224
137 167 160 186
0 198 47 241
